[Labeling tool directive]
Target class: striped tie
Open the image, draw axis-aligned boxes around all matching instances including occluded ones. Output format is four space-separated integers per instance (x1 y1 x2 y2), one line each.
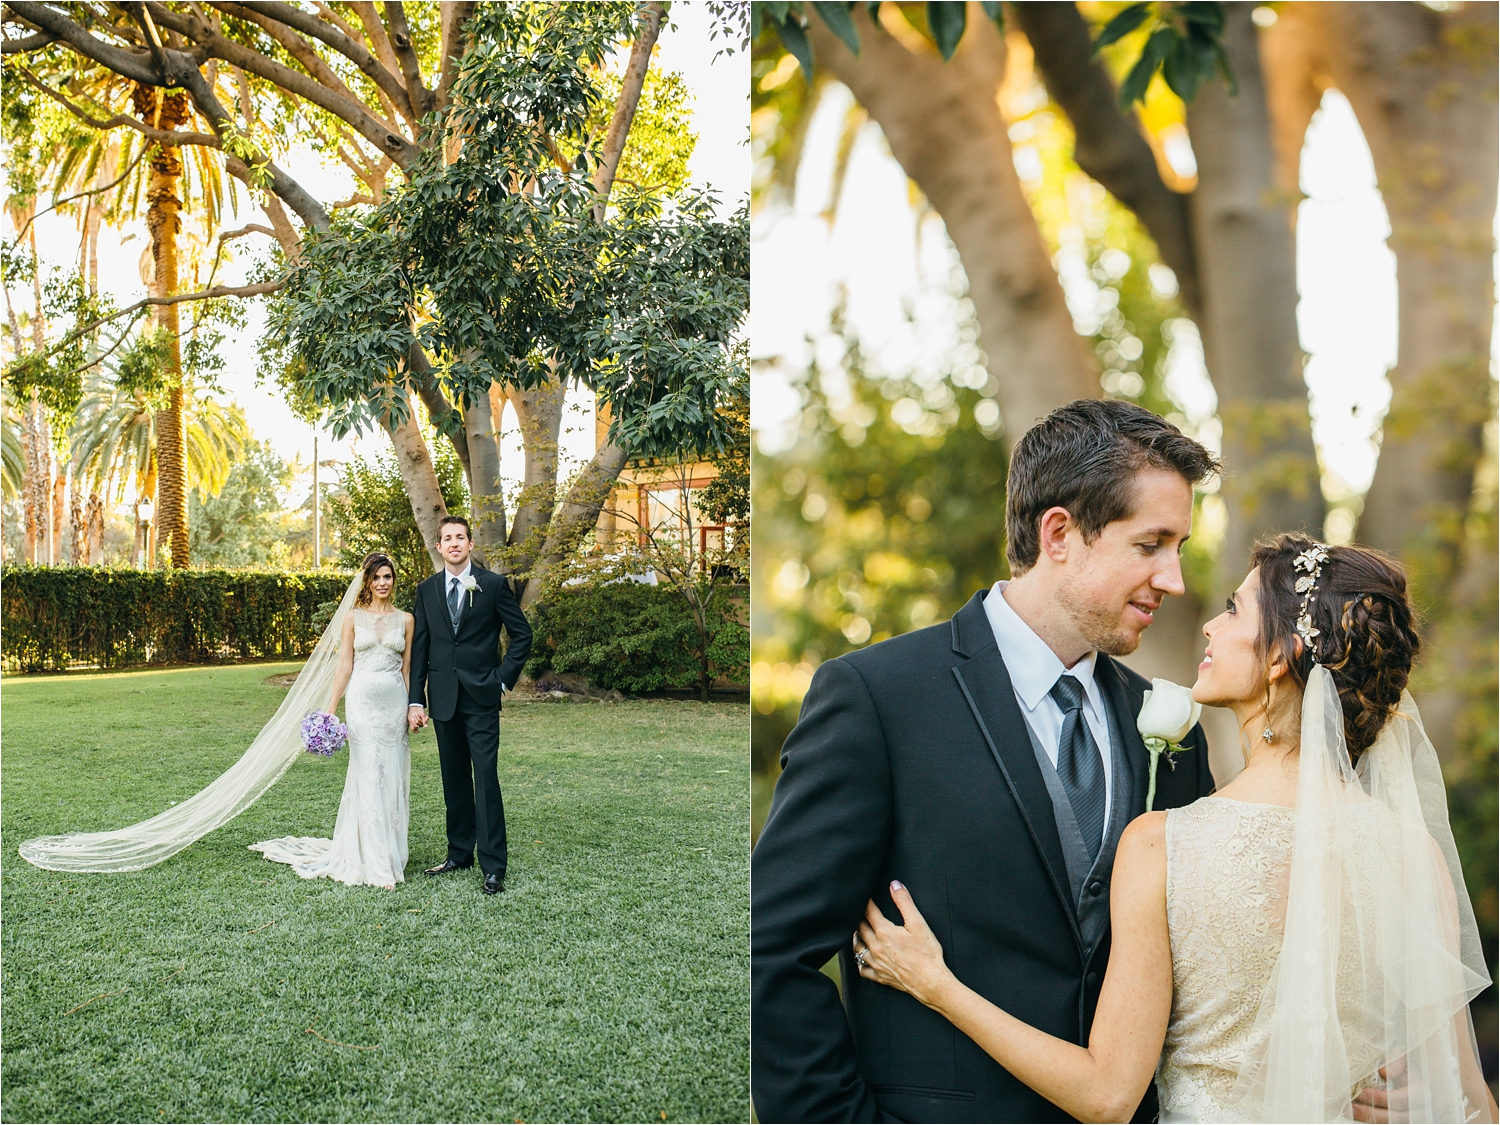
1049 675 1106 861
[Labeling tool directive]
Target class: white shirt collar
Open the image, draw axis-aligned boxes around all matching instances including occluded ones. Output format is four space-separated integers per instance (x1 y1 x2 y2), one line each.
444 560 473 584
984 580 1100 712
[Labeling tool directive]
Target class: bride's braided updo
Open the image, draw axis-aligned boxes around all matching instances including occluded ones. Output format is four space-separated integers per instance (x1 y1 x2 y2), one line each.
356 552 397 608
1250 533 1421 760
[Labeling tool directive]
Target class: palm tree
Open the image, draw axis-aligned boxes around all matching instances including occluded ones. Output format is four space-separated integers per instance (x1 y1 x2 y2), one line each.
71 366 249 567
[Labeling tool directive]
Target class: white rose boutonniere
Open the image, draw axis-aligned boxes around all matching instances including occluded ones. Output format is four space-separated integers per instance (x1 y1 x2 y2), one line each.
459 574 479 607
1137 678 1202 811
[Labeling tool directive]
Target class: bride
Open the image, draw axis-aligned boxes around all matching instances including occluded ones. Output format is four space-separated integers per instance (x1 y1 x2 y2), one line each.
250 552 411 888
854 535 1495 1124
19 552 410 887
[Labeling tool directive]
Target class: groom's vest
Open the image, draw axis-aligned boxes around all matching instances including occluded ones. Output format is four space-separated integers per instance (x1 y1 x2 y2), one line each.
1016 685 1138 954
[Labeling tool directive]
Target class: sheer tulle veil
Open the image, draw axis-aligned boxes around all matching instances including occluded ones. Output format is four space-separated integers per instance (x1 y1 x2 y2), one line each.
1230 664 1493 1123
19 573 363 873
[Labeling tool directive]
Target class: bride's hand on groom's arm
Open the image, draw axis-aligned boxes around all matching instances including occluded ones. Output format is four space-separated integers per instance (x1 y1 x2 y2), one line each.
854 881 959 1010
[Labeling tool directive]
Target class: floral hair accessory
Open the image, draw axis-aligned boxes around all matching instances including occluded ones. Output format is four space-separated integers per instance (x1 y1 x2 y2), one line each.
1292 542 1329 658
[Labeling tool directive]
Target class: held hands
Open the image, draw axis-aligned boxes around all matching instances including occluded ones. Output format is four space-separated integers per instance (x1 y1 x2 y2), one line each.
853 880 956 1010
407 705 428 732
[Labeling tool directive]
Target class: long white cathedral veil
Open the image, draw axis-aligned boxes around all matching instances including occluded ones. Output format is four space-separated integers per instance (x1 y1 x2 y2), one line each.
1230 665 1493 1123
18 574 362 873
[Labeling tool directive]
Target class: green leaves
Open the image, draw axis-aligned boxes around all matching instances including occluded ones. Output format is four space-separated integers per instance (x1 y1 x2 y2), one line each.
754 0 1005 75
926 2 969 61
1092 1 1236 109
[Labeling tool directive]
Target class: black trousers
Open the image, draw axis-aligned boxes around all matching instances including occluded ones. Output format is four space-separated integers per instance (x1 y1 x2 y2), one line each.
430 685 507 877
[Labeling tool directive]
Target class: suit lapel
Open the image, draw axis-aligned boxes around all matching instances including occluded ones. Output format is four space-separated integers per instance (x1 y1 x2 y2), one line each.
1096 655 1150 817
949 592 1080 941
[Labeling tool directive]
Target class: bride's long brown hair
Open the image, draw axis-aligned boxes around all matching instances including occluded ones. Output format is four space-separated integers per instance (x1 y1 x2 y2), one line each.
355 552 397 608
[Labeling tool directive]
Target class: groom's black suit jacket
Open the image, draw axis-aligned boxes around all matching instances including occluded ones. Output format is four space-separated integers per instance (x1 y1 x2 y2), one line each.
408 565 532 721
751 590 1215 1123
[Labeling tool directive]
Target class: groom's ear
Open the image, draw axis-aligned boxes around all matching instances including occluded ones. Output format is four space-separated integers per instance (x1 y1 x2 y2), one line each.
1037 506 1075 564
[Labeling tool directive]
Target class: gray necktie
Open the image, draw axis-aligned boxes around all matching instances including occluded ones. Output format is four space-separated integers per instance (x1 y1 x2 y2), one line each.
447 575 462 632
1050 675 1106 861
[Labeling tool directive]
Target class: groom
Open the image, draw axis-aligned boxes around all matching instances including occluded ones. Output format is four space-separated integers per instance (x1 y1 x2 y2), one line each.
752 400 1220 1122
408 515 532 896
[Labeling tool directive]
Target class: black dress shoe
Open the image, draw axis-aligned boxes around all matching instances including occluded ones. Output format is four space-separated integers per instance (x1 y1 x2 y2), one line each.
481 873 504 895
425 858 473 876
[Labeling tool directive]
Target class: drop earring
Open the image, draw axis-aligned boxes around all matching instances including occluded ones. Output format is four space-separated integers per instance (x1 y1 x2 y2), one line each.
1261 726 1275 743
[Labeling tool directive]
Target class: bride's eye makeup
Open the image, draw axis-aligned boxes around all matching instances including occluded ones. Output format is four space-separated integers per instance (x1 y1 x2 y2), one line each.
1225 595 1237 615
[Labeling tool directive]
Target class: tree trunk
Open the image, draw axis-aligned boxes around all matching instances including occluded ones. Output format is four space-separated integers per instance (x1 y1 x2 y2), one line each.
1310 2 1497 574
51 466 66 564
20 396 43 564
1185 3 1323 584
1307 1 1499 766
133 84 193 569
807 4 1098 442
384 397 449 571
462 387 507 562
519 438 630 610
505 378 566 572
86 491 104 564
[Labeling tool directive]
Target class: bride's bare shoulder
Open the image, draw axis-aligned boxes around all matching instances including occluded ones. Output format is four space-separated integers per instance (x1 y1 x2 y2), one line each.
1117 811 1168 867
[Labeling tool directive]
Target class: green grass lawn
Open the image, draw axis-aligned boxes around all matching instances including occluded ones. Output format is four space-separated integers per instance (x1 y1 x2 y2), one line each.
2 663 748 1124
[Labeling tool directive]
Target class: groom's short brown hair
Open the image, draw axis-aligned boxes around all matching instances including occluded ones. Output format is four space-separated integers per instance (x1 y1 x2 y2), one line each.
1005 400 1219 574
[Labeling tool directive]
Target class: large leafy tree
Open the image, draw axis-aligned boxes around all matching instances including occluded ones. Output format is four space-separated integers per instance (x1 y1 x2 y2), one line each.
3 1 748 590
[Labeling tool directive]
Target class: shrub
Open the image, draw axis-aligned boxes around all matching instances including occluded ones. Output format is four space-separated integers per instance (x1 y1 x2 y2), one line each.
1 567 351 673
525 578 747 694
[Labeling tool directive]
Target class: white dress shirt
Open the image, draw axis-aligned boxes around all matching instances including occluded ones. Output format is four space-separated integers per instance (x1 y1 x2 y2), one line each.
983 581 1113 837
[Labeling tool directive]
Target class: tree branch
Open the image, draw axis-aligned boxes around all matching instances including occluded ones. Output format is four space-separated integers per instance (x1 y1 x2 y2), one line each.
13 65 219 147
6 1 165 85
0 27 56 52
1009 2 1202 319
209 0 405 137
214 0 415 124
592 1 665 220
142 0 420 167
382 2 431 122
434 0 476 111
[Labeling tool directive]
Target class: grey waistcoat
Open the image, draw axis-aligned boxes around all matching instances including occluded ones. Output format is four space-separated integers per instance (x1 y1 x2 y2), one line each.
1018 690 1139 954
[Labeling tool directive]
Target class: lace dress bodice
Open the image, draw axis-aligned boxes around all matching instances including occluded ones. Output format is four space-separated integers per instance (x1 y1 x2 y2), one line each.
1157 798 1296 1123
352 608 406 678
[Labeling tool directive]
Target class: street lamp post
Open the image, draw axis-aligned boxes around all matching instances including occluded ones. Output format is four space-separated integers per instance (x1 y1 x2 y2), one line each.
137 497 154 570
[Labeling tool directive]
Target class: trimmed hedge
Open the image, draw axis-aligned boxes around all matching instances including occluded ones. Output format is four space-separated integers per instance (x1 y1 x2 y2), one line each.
1 567 352 673
526 581 748 694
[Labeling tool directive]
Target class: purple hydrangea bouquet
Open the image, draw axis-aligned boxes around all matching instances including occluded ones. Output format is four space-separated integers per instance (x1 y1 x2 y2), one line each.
301 711 348 757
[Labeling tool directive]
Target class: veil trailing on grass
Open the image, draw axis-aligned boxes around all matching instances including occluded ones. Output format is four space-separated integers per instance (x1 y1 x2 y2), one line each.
1230 664 1493 1123
18 574 362 873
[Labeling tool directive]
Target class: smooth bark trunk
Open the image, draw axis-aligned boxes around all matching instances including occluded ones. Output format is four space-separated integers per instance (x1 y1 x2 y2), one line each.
1307 2 1498 764
505 378 565 571
1185 3 1323 583
807 5 1098 443
462 386 507 561
384 396 448 571
519 438 629 611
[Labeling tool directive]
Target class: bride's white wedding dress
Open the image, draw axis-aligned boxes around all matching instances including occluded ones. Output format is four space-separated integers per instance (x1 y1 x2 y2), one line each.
1149 669 1491 1123
250 608 411 887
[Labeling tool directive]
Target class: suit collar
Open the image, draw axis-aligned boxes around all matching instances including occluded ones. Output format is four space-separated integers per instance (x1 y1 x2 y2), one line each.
950 589 997 658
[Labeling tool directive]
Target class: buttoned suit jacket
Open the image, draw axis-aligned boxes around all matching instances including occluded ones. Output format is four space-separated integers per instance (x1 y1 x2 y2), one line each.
750 589 1215 1123
408 565 533 722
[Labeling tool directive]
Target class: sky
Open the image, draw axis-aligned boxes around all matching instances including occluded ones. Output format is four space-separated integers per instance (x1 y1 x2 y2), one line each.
750 84 1499 525
6 3 749 511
